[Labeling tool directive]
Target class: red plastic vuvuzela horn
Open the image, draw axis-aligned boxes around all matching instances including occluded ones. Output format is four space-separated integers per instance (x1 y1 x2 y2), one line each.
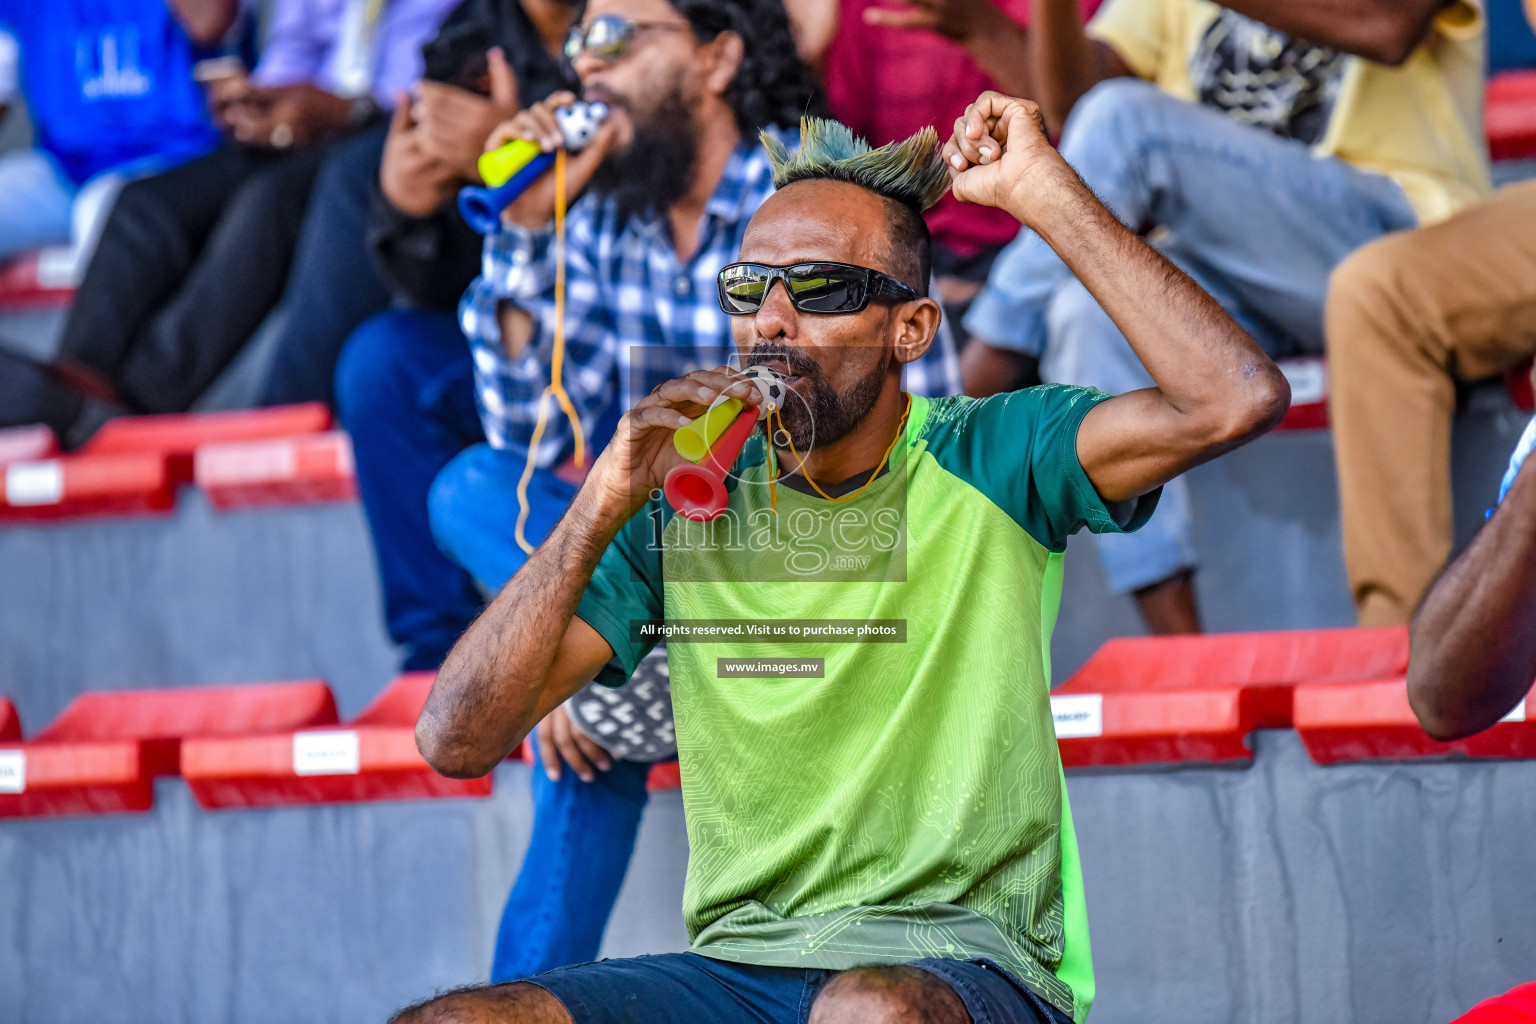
663 405 762 521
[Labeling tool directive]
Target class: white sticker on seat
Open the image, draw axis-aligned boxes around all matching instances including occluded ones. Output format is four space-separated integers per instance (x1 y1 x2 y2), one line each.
293 730 360 775
6 461 63 506
1051 694 1104 738
1500 699 1526 724
0 749 25 793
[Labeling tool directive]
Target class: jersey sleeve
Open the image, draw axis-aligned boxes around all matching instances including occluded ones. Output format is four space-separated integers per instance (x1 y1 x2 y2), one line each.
575 499 666 687
922 388 1160 552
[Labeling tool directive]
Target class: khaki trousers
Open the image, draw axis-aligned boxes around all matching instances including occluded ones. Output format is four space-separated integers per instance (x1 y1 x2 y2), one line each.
1328 182 1536 627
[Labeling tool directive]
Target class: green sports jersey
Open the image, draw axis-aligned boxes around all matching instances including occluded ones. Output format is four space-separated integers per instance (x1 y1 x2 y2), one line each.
575 387 1158 1022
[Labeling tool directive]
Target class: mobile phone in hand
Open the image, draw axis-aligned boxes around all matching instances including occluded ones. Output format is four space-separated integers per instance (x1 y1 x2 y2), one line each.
192 55 246 84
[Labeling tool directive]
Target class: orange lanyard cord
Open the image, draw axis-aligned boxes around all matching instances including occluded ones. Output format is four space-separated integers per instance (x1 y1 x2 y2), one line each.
768 392 911 506
515 147 587 555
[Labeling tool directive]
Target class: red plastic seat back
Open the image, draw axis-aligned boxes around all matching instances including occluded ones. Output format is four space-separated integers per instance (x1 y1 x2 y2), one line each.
0 698 20 741
351 673 436 727
1488 70 1536 161
1061 627 1409 693
80 404 333 459
34 682 338 743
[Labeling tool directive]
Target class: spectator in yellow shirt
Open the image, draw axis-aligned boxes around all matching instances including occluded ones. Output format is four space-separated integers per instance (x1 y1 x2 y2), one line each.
960 0 1487 634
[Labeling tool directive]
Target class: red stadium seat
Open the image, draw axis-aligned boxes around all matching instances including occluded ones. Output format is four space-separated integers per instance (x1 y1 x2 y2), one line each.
1487 70 1536 162
1052 627 1409 767
0 681 337 818
1274 358 1329 431
1 450 177 522
1293 677 1536 763
1506 357 1535 413
0 699 19 742
0 425 59 465
182 672 494 809
82 404 333 481
194 431 357 509
647 761 680 791
0 252 74 310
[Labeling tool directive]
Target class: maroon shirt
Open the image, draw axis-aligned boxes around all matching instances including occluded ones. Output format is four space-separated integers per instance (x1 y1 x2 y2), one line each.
825 0 1103 261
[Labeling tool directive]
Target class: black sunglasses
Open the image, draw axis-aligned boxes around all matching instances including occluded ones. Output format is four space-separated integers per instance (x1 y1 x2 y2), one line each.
717 262 920 316
564 14 693 65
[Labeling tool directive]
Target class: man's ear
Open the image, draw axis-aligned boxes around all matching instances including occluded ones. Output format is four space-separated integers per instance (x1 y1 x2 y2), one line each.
702 31 745 97
891 297 942 366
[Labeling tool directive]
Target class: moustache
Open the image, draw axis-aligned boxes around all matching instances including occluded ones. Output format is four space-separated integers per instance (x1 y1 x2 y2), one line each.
745 343 824 379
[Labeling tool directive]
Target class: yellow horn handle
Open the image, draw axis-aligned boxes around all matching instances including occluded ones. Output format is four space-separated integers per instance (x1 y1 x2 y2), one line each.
673 397 744 463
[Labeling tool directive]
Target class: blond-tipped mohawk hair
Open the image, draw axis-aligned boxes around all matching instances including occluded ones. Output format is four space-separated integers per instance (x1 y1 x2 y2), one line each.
761 117 950 214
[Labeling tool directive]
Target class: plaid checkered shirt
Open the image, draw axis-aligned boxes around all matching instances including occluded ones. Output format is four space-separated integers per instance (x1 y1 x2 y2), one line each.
458 135 963 465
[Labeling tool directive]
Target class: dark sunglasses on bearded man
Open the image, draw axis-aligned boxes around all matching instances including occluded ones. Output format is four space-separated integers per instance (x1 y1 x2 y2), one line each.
716 262 921 316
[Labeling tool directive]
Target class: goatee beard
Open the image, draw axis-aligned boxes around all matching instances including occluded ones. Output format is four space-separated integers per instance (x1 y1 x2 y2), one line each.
589 89 699 224
748 344 887 452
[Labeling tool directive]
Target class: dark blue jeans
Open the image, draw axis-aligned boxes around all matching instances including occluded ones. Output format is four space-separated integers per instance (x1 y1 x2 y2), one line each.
333 308 485 671
494 736 652 982
261 123 392 407
426 438 650 983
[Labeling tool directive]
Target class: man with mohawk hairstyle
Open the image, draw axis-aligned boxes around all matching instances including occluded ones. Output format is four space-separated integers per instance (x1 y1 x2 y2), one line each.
402 96 1288 1024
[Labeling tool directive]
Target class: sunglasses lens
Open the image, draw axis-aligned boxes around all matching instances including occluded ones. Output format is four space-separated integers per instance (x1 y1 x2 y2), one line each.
719 266 769 313
787 267 863 312
583 15 630 60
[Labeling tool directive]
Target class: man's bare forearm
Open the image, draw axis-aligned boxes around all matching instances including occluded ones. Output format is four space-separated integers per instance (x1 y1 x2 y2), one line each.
1409 460 1536 740
1024 174 1285 445
417 484 628 777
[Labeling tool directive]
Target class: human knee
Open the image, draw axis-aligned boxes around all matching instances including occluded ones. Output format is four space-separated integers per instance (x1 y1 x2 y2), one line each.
389 982 568 1024
1059 78 1167 158
334 312 420 424
1325 232 1417 347
808 966 969 1024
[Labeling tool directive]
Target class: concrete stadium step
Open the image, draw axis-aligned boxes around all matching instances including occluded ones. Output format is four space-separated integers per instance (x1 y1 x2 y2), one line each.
1294 677 1536 763
1051 627 1409 768
0 681 338 818
182 672 494 809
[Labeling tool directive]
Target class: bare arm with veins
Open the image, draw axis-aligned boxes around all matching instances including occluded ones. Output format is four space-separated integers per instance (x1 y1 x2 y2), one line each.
944 92 1289 504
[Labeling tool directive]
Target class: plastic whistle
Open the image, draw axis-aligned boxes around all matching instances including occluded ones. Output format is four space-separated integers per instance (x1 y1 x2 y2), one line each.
664 403 761 522
458 101 609 235
663 368 787 522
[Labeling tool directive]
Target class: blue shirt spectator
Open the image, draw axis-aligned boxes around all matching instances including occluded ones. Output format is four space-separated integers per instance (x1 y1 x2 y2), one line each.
0 0 230 264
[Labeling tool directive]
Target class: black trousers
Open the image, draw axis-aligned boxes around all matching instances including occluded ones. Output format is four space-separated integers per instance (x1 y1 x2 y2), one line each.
257 123 392 408
57 141 333 413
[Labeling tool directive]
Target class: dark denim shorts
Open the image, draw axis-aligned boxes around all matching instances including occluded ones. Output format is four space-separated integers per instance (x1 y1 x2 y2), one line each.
526 951 1074 1024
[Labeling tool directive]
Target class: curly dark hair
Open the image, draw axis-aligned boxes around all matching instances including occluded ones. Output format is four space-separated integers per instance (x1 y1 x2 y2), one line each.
667 0 825 135
572 0 825 135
